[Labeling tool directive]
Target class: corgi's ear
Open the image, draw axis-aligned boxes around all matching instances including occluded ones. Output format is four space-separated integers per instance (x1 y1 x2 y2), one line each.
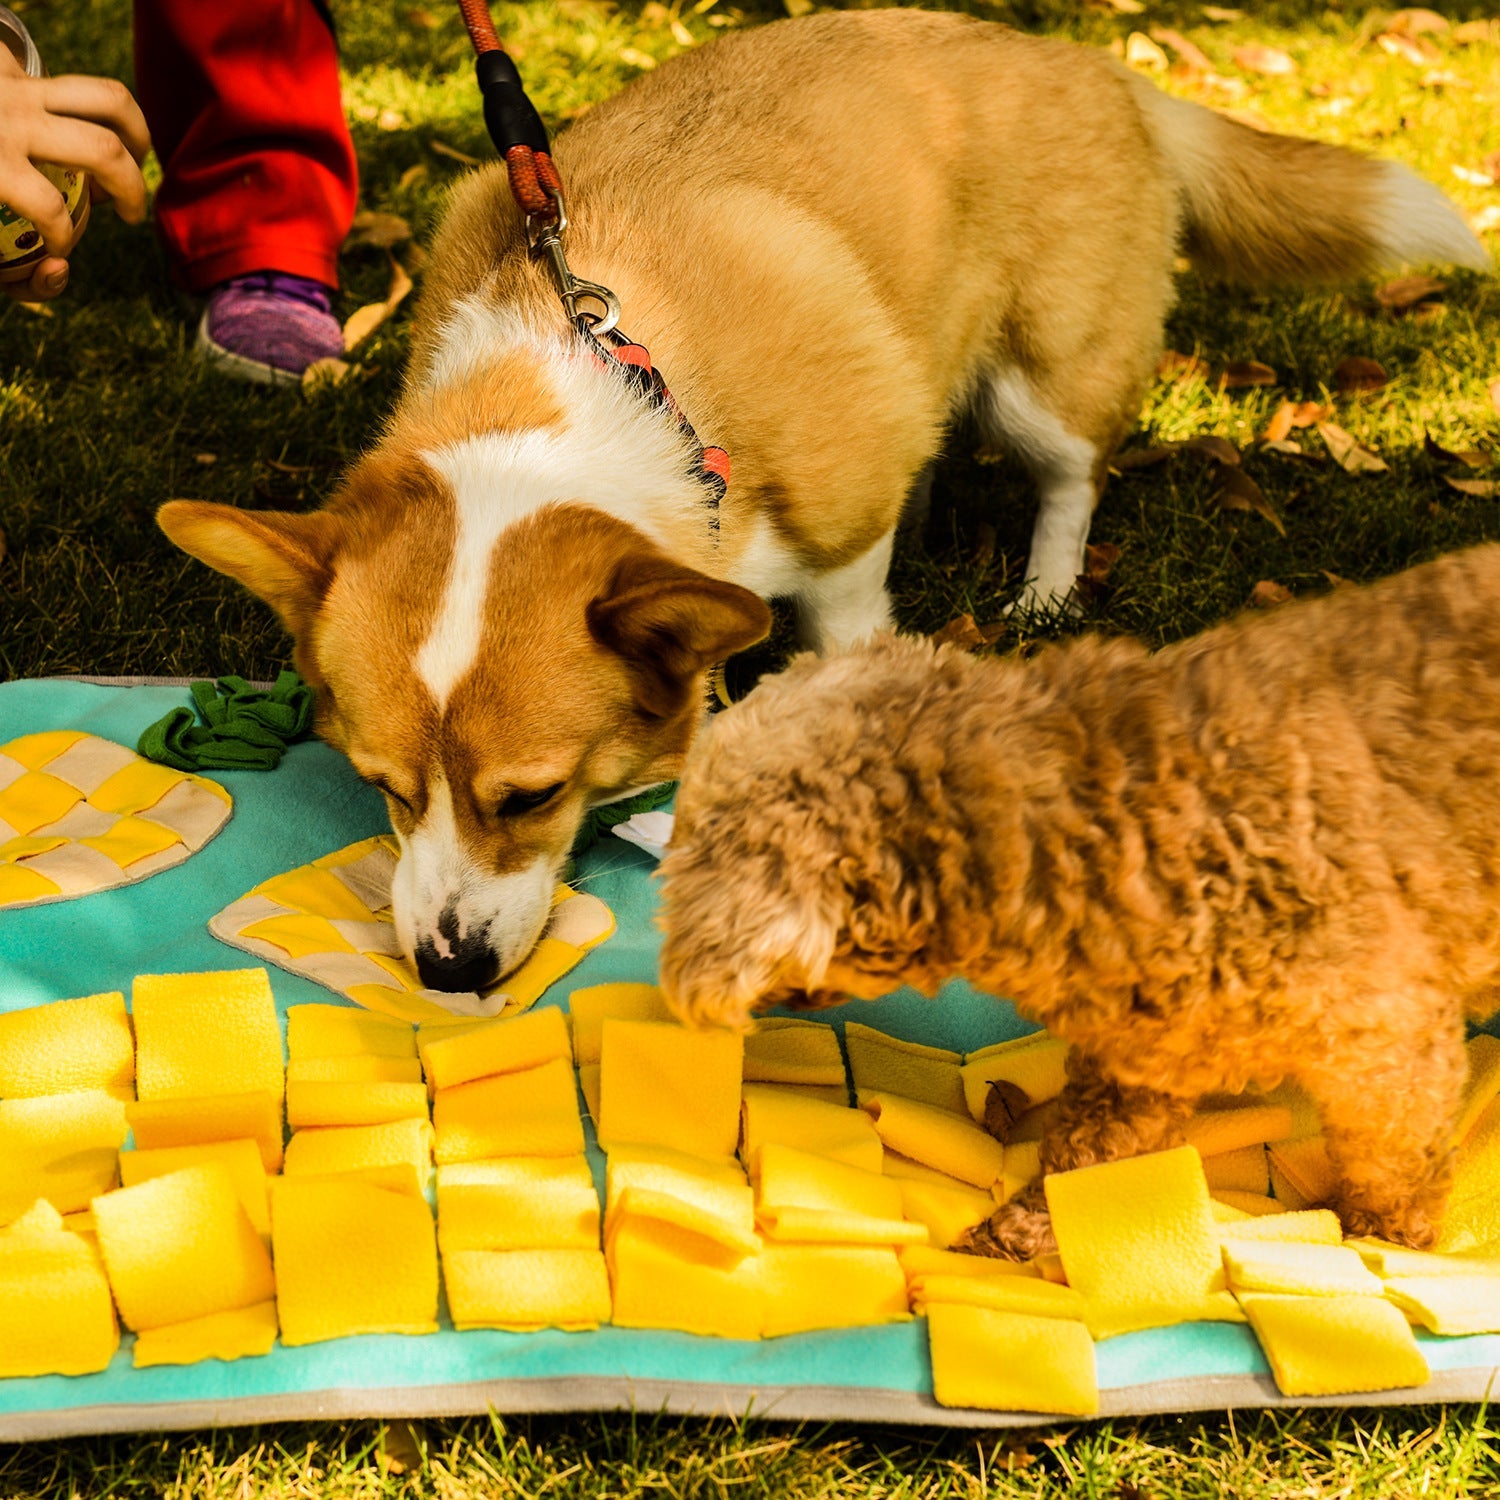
587 552 771 716
158 501 346 641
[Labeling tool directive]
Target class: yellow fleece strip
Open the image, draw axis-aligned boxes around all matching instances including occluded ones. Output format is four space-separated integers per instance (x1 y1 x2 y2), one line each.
1239 1293 1429 1397
0 990 134 1100
926 1303 1098 1415
844 1023 966 1116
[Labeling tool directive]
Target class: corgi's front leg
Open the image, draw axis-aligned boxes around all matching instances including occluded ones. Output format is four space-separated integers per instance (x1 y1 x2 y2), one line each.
794 529 897 655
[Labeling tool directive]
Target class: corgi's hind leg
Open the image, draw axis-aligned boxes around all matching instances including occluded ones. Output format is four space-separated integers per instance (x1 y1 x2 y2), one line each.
979 367 1111 617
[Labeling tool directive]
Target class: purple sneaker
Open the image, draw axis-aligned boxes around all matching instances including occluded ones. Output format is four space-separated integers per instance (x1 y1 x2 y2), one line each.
195 271 345 387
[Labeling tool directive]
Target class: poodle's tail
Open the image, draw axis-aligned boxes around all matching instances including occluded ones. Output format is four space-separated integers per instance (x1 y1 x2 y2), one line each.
1129 78 1489 286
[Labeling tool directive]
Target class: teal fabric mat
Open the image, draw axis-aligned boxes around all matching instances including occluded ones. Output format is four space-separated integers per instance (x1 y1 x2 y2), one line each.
1 678 1497 1438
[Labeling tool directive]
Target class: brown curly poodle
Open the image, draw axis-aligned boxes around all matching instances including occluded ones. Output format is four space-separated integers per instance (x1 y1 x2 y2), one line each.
657 544 1500 1254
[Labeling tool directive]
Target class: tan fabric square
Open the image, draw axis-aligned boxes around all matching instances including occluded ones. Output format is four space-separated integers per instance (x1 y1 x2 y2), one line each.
39 736 140 795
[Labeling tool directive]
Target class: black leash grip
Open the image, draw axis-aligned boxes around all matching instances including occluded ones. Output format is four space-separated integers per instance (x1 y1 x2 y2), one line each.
475 49 551 155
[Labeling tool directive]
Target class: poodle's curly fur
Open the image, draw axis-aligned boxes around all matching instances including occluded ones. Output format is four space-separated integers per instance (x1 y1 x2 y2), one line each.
657 544 1500 1253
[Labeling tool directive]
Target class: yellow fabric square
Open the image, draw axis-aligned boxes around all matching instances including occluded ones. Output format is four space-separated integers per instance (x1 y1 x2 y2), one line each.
567 982 671 1067
844 1023 966 1116
0 1090 127 1222
286 1078 429 1129
1223 1240 1383 1296
444 1247 611 1331
608 1185 761 1259
756 1243 909 1336
0 771 84 836
1002 1139 1042 1198
1350 1238 1500 1279
741 1083 883 1173
81 815 182 869
1442 1094 1500 1253
126 1090 284 1173
286 1003 417 1061
1046 1146 1238 1339
597 1019 742 1160
927 1304 1098 1415
1383 1274 1500 1334
743 1018 848 1089
898 1244 1042 1281
606 1214 764 1339
1456 1034 1500 1144
860 1093 1008 1191
1267 1136 1335 1210
132 967 284 1103
497 937 591 1012
88 759 188 816
423 1005 572 1092
604 1144 754 1246
287 1056 424 1085
0 990 134 1099
119 1139 270 1238
93 1164 275 1331
258 866 378 922
753 1142 923 1244
272 1177 439 1344
895 1177 996 1250
282 1117 433 1197
1201 1145 1269 1195
4 729 88 769
0 863 61 904
241 914 356 961
434 1059 584 1163
133 1299 279 1367
883 1151 975 1190
1185 1106 1295 1159
1241 1293 1429 1396
0 1223 119 1377
960 1035 1070 1122
345 983 450 1025
0 834 69 862
1219 1209 1343 1246
910 1272 1087 1321
364 951 426 992
1212 1190 1284 1218
438 1156 600 1253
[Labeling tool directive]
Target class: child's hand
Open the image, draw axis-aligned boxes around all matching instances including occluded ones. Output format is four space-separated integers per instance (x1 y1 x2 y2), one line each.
0 46 150 300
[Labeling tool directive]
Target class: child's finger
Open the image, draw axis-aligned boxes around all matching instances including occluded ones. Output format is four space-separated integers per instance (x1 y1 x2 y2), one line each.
20 111 147 224
0 155 73 254
40 74 151 164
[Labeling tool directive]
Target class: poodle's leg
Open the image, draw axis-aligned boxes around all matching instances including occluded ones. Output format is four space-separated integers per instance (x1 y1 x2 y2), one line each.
793 529 896 654
1300 1009 1467 1249
962 1051 1195 1259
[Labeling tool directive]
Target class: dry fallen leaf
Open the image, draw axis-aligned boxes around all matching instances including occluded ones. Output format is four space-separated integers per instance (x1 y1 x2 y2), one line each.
1184 434 1242 465
397 163 429 191
1104 0 1146 14
347 211 411 250
1151 26 1216 73
1250 580 1293 608
15 300 54 318
1290 401 1334 428
342 254 415 352
1233 43 1297 76
1216 466 1286 535
193 452 217 466
1111 444 1180 472
1084 542 1122 582
1262 401 1297 443
1423 433 1491 468
1453 19 1498 43
1158 349 1211 382
1445 476 1500 497
1220 359 1277 389
1126 32 1170 70
302 357 355 392
1377 30 1441 64
1333 356 1388 395
1319 422 1389 473
978 620 1009 645
1388 7 1449 35
1262 438 1319 459
430 138 483 166
931 614 986 649
1322 570 1347 587
1375 274 1447 314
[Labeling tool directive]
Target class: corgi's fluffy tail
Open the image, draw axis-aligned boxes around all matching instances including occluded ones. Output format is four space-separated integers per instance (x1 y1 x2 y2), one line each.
1131 81 1489 284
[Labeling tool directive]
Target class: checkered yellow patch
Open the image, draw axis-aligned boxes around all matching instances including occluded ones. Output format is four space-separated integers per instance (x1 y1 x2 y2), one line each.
210 835 615 1023
0 733 233 911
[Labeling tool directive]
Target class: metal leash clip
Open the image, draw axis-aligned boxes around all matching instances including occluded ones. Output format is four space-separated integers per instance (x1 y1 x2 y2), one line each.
528 189 621 337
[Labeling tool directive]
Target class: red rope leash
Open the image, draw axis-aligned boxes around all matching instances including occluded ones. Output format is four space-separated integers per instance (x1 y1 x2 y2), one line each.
457 0 562 224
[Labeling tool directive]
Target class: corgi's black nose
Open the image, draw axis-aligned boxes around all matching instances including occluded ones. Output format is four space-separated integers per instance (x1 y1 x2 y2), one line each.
414 939 501 994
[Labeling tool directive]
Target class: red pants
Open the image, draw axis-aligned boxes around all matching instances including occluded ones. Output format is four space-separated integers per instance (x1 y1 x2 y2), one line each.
133 0 357 291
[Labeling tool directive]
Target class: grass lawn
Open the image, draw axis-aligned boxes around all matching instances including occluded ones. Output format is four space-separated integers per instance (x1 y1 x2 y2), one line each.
2 0 1500 1490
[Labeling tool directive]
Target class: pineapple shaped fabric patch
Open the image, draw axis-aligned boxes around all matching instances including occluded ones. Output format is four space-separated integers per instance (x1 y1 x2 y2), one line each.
210 835 615 1023
0 731 232 910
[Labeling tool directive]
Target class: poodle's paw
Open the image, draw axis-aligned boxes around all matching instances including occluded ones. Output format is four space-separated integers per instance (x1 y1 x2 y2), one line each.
1335 1196 1440 1251
958 1200 1058 1261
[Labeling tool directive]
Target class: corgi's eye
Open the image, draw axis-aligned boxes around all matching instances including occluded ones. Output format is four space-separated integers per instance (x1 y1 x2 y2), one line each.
370 779 413 812
496 782 564 817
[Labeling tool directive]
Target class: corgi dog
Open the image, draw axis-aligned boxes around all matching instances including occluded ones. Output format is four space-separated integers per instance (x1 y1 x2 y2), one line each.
158 9 1486 999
